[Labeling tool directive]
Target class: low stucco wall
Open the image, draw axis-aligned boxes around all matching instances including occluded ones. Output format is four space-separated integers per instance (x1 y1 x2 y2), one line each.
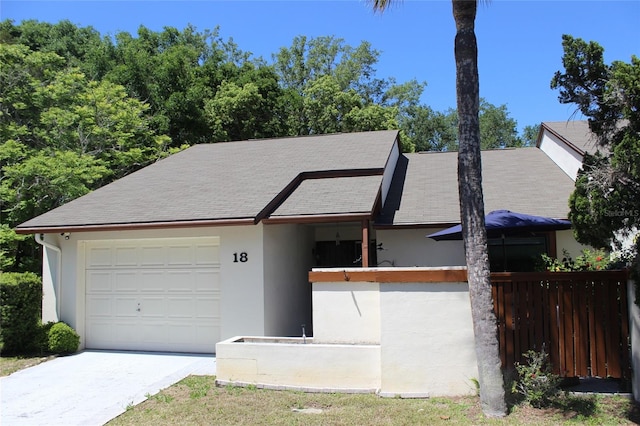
312 281 381 344
379 282 478 397
217 267 477 397
215 337 380 392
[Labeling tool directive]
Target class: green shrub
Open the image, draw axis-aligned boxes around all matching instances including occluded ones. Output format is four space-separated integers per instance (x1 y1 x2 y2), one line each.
514 349 561 408
48 322 79 354
0 272 42 355
36 321 56 353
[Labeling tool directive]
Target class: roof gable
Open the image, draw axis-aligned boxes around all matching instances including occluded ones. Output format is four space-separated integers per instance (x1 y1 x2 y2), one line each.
538 121 598 155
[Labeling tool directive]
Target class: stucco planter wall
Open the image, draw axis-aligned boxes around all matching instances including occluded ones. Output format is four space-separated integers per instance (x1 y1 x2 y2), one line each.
215 336 380 392
216 267 477 397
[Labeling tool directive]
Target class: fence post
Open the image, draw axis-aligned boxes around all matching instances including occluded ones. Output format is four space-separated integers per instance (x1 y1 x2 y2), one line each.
629 279 640 402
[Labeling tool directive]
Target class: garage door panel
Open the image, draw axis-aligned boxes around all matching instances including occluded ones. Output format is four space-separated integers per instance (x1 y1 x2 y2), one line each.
86 272 112 292
86 322 113 345
113 298 139 317
140 323 167 344
86 296 112 317
114 271 138 292
195 297 219 319
87 247 112 267
140 298 165 318
196 324 220 348
167 324 195 344
141 246 165 266
167 245 192 266
195 244 220 265
115 247 138 266
195 270 220 291
139 271 165 292
85 237 220 353
166 271 196 292
113 322 139 343
167 297 194 318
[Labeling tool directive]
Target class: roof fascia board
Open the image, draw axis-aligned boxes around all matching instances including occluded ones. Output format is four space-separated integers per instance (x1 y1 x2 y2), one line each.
537 122 586 156
15 218 255 235
262 213 371 225
373 222 461 230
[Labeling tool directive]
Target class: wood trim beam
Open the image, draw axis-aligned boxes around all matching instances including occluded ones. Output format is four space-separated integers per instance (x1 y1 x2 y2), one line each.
262 213 371 225
309 268 468 283
361 219 370 267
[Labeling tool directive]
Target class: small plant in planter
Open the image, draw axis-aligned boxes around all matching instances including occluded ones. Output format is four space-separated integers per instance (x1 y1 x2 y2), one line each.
514 348 561 408
48 322 80 355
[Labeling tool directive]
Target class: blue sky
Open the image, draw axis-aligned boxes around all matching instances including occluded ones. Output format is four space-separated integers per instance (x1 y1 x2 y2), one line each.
1 1 638 131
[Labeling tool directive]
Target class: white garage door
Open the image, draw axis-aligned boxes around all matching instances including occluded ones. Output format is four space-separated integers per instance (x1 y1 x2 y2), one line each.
85 237 221 353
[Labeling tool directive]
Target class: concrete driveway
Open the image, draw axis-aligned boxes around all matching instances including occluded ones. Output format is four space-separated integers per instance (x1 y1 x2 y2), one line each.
1 350 216 425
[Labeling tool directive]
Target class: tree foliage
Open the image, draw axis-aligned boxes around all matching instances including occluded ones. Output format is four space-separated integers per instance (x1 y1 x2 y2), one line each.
552 35 640 251
0 19 533 275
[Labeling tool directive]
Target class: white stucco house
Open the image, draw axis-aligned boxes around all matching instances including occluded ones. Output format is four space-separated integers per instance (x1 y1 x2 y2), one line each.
16 124 591 354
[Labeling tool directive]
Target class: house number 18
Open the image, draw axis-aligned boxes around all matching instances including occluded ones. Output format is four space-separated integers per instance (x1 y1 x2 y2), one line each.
233 252 248 263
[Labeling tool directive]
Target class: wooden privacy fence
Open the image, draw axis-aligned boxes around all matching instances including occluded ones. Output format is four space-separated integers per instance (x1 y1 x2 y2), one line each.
490 271 630 380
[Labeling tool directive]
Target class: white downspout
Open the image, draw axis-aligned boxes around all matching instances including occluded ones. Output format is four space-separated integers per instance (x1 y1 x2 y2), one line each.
35 233 61 321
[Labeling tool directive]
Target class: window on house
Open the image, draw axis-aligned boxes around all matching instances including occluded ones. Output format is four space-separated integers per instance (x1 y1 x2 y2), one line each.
488 235 549 272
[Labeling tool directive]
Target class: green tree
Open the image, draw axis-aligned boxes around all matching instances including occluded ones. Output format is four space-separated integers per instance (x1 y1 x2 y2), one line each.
551 35 640 252
0 42 169 272
478 100 521 149
405 100 525 152
273 36 399 136
371 0 507 417
520 124 540 147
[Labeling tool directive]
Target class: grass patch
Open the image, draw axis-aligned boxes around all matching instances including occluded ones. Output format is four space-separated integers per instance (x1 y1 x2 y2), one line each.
107 377 640 425
0 354 55 376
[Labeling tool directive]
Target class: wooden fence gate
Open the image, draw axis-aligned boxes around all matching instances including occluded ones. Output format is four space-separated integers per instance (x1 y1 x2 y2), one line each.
490 271 631 380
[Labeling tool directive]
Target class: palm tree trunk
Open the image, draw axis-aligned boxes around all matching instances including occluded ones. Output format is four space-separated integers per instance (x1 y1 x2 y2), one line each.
452 0 507 417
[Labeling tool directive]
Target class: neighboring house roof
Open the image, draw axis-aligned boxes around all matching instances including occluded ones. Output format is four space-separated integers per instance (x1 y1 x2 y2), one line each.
377 147 576 227
538 121 599 156
16 130 399 232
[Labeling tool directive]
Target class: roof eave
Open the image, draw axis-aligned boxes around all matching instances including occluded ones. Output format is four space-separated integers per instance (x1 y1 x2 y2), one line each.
15 218 255 235
538 122 586 156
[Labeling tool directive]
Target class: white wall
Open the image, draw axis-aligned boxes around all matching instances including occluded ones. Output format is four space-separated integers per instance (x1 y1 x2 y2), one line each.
376 228 465 267
539 131 583 181
555 229 591 261
263 223 314 337
312 282 381 344
40 241 61 323
42 225 266 349
379 282 478 397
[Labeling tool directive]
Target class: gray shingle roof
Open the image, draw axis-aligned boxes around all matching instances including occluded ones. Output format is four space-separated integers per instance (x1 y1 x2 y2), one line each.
271 175 383 217
378 148 576 226
540 121 599 155
17 130 399 231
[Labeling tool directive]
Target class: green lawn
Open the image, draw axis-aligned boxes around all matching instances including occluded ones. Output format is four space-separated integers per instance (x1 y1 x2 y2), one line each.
2 356 638 424
108 376 640 425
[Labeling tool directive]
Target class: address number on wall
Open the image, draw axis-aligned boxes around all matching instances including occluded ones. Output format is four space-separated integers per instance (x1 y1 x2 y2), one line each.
233 252 248 263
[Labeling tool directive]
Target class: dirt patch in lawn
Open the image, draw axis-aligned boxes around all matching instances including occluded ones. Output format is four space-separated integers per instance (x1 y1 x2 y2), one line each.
0 355 56 377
